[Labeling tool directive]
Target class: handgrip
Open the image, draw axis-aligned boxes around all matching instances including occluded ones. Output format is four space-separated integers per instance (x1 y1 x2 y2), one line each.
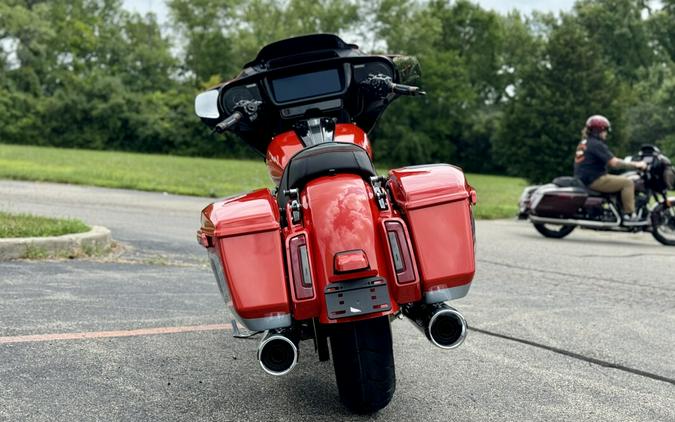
214 112 243 133
392 83 426 96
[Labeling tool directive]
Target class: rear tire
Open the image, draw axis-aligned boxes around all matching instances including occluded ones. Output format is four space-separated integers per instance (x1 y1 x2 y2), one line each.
329 316 395 414
533 223 576 239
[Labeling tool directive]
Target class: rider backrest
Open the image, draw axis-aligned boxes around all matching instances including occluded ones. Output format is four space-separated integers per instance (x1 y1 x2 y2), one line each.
277 142 377 220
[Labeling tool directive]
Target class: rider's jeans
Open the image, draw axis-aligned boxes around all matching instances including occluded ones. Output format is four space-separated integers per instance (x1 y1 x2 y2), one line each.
590 175 635 214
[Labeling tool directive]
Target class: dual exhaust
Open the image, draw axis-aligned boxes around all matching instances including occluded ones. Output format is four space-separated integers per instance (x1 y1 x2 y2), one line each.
256 302 467 376
400 302 468 349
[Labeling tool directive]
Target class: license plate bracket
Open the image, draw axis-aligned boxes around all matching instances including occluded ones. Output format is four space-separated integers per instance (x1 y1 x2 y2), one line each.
324 277 391 319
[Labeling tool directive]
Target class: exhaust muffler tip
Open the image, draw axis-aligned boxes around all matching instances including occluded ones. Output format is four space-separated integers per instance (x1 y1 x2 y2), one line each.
401 302 468 350
428 307 467 350
257 333 298 376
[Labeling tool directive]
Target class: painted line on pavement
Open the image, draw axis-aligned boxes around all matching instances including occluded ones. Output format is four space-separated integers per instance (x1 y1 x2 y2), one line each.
0 323 232 345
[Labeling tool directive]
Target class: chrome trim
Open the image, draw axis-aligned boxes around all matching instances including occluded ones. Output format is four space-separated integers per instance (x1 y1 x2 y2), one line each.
424 284 471 304
240 314 292 331
207 248 230 303
428 307 468 350
257 333 298 376
298 117 335 146
529 202 621 228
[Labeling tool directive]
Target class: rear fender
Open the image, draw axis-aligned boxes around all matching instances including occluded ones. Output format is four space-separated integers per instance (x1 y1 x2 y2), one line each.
518 185 541 218
298 174 398 324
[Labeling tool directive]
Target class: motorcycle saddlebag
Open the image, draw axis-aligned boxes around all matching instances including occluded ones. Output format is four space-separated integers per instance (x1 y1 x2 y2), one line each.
530 184 588 218
198 189 290 331
388 164 476 304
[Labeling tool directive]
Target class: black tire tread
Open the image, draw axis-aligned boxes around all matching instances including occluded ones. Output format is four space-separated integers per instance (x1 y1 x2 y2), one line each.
533 223 576 239
329 317 396 414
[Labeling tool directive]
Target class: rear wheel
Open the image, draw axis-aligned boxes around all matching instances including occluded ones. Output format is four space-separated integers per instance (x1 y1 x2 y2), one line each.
533 223 576 239
329 316 395 414
651 204 675 246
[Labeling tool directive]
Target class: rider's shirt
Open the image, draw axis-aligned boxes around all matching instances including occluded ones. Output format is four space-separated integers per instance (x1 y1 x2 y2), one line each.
574 135 614 185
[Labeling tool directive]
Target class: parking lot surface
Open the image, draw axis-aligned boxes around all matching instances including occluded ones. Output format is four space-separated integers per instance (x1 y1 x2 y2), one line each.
1 180 673 421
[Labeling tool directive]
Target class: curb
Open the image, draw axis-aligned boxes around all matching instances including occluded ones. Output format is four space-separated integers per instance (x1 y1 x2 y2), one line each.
0 226 112 260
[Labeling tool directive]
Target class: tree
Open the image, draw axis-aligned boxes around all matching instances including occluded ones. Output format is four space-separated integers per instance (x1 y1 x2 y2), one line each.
494 15 623 183
574 0 656 83
169 0 360 85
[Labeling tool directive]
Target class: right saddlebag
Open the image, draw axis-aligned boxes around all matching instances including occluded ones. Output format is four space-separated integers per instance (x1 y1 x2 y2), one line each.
388 164 476 304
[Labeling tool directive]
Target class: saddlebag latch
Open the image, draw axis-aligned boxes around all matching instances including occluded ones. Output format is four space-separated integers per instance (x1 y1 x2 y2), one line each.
284 188 302 224
370 176 389 210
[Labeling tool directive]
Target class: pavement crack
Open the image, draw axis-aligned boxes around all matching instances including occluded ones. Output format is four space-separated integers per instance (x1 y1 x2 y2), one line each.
469 326 675 386
579 253 675 259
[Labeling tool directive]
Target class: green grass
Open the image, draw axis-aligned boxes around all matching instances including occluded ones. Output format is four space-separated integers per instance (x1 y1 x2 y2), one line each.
466 173 528 219
0 144 527 219
0 211 90 238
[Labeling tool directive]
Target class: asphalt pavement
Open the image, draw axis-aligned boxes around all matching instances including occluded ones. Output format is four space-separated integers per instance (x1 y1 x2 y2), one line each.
0 180 673 421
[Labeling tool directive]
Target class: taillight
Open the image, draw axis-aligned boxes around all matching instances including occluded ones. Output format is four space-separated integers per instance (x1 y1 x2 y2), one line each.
289 235 314 300
384 221 416 284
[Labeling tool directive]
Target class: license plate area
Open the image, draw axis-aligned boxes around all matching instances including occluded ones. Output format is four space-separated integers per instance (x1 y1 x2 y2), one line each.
325 277 391 319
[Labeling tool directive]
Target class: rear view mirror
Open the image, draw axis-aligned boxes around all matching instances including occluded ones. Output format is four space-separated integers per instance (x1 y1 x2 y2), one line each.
392 55 422 85
195 90 220 119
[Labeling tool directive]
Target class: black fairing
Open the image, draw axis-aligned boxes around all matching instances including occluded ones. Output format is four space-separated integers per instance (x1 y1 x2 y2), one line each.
639 145 674 192
244 34 358 69
200 34 401 155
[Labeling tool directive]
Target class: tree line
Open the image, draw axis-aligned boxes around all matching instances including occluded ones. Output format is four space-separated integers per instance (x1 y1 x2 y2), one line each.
1 0 673 182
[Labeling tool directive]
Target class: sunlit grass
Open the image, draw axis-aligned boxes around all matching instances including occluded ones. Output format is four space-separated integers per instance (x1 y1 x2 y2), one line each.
0 144 528 219
0 211 90 238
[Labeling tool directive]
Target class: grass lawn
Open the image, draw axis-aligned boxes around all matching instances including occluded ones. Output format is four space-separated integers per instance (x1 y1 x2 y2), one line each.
0 211 90 238
0 144 527 219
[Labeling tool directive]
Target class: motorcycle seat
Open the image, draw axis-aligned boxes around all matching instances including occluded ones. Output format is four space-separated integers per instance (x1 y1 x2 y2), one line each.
277 142 377 221
585 188 608 197
552 176 585 188
552 176 609 197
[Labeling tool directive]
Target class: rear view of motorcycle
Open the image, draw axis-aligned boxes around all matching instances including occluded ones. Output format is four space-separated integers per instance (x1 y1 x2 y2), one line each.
519 145 675 245
194 34 477 413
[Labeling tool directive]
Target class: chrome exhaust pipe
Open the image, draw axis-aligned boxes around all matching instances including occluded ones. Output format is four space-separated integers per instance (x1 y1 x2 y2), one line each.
401 302 467 349
257 331 298 376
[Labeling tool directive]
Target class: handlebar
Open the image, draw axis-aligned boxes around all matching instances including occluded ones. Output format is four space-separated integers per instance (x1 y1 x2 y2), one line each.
213 99 263 133
361 74 426 97
391 83 426 96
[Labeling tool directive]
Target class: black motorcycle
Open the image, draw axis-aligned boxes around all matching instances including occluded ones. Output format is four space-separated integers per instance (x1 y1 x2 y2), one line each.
519 145 675 245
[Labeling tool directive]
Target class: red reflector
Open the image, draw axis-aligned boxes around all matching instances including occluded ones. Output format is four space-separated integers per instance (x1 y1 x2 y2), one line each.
197 232 211 248
289 235 314 300
334 250 369 273
384 221 417 284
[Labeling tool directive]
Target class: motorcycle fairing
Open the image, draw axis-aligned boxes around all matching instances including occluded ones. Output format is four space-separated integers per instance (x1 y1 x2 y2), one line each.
197 34 399 155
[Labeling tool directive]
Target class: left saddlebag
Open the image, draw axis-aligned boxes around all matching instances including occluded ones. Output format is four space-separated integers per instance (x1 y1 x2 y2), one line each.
198 189 291 331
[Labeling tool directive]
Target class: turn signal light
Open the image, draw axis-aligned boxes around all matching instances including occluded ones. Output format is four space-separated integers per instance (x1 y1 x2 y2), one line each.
289 235 314 300
384 221 416 284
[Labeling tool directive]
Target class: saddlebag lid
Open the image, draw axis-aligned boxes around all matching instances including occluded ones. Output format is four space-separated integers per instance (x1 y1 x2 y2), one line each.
389 164 470 210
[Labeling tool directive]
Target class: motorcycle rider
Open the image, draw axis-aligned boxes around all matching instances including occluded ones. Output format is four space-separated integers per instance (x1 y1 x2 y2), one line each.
574 115 647 223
